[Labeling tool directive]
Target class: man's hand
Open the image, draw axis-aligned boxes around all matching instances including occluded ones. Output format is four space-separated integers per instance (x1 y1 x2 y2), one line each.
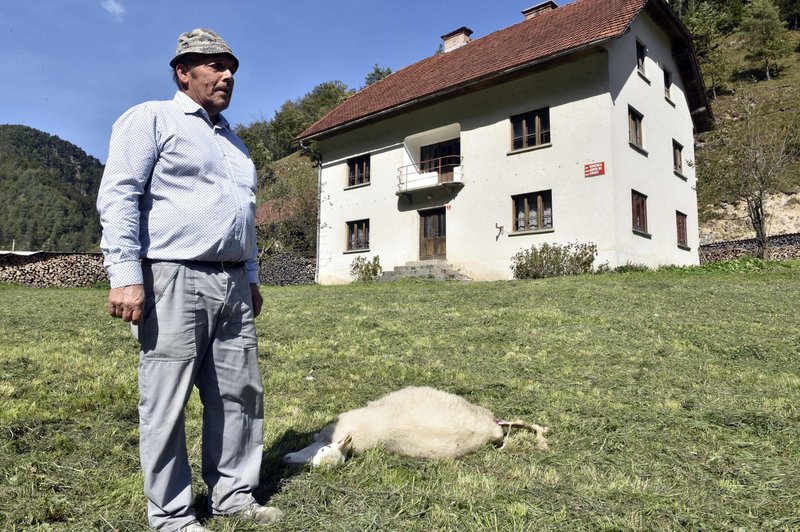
250 283 263 318
108 284 145 324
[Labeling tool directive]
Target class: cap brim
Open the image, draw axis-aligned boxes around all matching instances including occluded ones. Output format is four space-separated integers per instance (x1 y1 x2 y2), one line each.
169 52 239 70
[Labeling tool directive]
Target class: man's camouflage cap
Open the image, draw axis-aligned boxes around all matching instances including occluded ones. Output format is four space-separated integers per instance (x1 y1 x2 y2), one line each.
169 28 239 70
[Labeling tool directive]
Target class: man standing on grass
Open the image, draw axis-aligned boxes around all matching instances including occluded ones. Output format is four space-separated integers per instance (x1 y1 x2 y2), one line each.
96 29 282 531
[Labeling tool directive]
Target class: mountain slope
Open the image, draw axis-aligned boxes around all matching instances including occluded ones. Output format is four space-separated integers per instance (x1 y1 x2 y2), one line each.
0 125 103 252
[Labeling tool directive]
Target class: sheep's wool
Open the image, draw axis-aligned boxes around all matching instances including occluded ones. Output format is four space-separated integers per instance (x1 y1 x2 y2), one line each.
285 386 512 464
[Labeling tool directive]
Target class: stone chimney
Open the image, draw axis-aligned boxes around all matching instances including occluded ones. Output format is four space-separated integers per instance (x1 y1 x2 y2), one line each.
522 1 558 19
441 27 473 53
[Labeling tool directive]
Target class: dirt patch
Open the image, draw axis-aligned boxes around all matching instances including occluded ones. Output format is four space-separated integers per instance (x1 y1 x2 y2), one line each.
700 192 800 244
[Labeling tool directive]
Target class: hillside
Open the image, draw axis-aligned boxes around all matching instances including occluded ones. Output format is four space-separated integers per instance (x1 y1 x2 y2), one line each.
695 29 800 242
0 125 103 252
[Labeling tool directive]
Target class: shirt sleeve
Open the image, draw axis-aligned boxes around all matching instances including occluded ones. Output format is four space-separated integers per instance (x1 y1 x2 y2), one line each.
96 104 159 288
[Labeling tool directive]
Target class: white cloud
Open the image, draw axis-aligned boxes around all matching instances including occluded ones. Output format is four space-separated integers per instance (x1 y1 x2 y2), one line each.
101 0 125 21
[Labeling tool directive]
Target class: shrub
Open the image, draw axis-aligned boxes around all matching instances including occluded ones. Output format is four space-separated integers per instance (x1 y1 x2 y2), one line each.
614 262 651 273
511 242 597 279
350 255 382 282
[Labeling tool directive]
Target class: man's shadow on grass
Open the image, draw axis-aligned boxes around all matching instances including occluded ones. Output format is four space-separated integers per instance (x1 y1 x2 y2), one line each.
192 427 322 520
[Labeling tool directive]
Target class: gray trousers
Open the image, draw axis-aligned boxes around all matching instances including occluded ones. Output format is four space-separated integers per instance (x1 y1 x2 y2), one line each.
135 261 264 531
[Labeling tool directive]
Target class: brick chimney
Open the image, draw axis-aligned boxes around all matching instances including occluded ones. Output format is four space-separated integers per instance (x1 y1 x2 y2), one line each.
441 26 473 53
522 1 558 19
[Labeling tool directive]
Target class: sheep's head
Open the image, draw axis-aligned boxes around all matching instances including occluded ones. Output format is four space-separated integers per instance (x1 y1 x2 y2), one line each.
311 434 352 468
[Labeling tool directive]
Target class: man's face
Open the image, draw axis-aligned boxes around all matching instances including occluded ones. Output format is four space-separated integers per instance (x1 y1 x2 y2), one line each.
177 54 237 121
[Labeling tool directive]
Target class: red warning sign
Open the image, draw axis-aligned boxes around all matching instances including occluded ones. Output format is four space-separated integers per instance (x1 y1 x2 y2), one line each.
584 162 605 177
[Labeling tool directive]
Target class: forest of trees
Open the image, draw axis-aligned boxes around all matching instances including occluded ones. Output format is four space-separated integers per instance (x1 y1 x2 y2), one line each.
0 125 104 252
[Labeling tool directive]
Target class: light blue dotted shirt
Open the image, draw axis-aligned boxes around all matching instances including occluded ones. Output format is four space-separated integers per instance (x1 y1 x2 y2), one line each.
97 91 259 288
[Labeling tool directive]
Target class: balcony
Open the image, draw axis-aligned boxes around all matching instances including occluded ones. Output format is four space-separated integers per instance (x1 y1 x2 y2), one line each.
396 155 464 200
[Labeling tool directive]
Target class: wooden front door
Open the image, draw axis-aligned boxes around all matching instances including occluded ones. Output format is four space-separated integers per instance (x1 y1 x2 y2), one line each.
420 208 446 260
420 138 460 183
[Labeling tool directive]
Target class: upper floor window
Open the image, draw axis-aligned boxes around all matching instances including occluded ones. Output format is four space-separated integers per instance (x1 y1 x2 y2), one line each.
628 107 644 151
636 41 647 77
676 211 689 248
347 155 370 187
632 190 649 235
663 69 672 100
511 108 551 151
512 190 553 232
672 140 684 175
346 219 369 251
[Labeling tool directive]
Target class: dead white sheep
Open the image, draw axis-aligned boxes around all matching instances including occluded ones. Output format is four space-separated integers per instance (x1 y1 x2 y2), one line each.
283 386 549 467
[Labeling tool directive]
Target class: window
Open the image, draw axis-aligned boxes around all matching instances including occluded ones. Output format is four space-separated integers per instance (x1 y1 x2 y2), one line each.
636 41 647 76
631 190 648 234
628 107 644 150
346 219 369 251
512 190 553 232
347 155 370 187
676 211 688 248
511 108 551 150
663 69 672 99
672 140 683 174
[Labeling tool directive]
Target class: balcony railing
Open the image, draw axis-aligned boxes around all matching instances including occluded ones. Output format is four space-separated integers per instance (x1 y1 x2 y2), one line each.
397 155 464 192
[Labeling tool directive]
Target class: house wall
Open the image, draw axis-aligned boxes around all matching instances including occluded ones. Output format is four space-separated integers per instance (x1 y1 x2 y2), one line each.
317 53 616 284
316 14 701 284
606 12 700 267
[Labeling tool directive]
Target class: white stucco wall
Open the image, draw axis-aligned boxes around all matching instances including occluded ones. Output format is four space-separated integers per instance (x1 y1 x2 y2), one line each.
316 13 700 284
606 13 700 268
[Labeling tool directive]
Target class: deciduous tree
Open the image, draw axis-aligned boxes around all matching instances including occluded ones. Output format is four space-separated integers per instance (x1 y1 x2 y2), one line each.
740 0 792 80
707 94 796 258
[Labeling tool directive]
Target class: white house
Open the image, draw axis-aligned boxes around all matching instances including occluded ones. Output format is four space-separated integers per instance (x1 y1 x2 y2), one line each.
297 0 713 284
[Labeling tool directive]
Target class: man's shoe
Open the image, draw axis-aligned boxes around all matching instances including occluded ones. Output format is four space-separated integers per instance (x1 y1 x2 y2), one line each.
178 521 212 532
233 502 284 524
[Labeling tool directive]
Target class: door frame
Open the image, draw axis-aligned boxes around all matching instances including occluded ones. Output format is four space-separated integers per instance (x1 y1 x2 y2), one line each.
419 207 446 260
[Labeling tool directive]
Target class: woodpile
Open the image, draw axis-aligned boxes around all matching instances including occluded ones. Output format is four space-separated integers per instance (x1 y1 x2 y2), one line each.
0 253 108 288
700 233 800 263
259 252 315 286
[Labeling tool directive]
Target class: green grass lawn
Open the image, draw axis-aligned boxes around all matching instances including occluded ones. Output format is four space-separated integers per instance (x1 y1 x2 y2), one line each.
2 263 799 531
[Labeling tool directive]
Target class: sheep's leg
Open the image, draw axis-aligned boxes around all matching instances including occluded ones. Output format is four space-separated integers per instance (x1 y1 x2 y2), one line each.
496 419 550 451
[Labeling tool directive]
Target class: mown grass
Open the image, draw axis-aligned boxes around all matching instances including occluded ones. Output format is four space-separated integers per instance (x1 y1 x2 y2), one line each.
1 262 800 530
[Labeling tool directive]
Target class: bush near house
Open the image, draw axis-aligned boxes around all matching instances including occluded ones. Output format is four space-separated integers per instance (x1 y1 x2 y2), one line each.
511 242 598 279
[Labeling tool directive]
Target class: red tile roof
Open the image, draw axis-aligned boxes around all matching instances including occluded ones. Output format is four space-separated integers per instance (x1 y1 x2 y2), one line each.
298 0 711 140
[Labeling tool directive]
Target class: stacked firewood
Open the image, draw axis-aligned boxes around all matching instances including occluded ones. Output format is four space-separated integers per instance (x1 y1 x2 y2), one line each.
0 253 108 288
700 233 800 263
259 252 315 286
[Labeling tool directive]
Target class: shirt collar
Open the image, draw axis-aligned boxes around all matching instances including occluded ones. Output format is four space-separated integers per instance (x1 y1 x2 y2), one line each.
173 91 230 129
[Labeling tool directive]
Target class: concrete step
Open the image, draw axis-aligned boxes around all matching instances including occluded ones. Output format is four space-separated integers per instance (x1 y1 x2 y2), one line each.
379 261 470 282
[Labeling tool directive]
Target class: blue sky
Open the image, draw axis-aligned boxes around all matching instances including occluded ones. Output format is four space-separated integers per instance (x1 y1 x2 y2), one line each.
1 1 568 163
